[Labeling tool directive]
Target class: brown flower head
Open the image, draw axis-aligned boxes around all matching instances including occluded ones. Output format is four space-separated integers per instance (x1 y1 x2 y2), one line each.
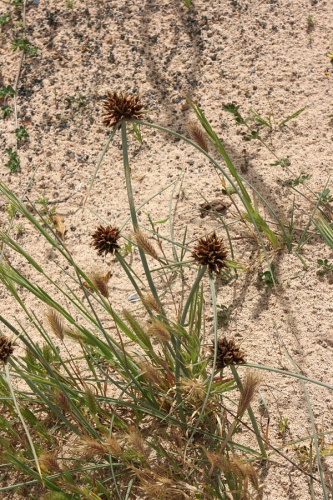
192 232 228 273
102 91 144 127
0 335 14 364
92 225 121 256
213 337 245 370
187 120 209 153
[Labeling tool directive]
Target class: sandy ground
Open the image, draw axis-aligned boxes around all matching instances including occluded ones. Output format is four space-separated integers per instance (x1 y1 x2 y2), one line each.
1 0 333 498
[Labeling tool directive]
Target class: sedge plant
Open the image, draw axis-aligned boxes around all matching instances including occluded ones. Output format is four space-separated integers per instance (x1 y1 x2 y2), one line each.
0 91 331 499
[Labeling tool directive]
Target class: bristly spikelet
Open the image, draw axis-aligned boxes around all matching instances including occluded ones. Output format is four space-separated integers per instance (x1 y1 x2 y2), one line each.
78 438 109 458
54 390 71 413
0 335 14 364
205 450 260 492
84 270 112 298
237 371 261 418
102 91 144 127
46 308 64 341
192 232 228 274
141 293 163 314
39 452 61 473
213 337 245 369
180 377 206 402
187 120 209 152
92 225 121 256
140 361 165 389
133 230 159 260
147 318 171 342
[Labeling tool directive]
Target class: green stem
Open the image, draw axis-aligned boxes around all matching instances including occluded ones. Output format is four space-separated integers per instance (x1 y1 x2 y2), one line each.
84 124 120 205
180 265 206 326
5 363 43 481
245 363 333 391
121 122 163 311
187 272 218 442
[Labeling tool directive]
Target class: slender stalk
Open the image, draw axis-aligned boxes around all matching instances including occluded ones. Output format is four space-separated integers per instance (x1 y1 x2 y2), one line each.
83 124 120 206
121 122 163 311
282 344 328 500
245 363 333 391
230 366 267 458
187 272 218 442
5 363 43 481
180 265 206 326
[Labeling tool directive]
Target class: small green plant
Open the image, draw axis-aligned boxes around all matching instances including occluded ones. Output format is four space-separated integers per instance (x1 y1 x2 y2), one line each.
279 173 311 187
317 259 333 276
15 223 25 237
278 416 290 441
11 0 24 5
11 38 38 55
34 195 57 219
5 201 17 219
0 13 11 27
0 85 15 99
316 187 333 205
119 239 133 257
257 263 277 287
1 105 13 118
217 304 233 326
5 148 20 173
271 157 291 167
306 15 315 33
223 101 306 131
15 125 29 140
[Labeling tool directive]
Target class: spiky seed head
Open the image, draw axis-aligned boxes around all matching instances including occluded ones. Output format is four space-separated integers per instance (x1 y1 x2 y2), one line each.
128 430 147 457
141 293 163 314
147 318 171 342
187 120 209 152
133 230 159 260
84 270 112 298
92 225 120 256
39 452 61 473
105 436 123 457
237 371 261 417
0 336 14 364
46 308 64 341
213 337 245 370
54 390 71 413
102 91 144 127
192 232 228 274
78 438 109 457
181 377 206 401
140 361 164 389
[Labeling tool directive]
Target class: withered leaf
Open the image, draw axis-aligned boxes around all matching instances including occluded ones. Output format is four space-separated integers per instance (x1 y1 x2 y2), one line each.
51 213 66 240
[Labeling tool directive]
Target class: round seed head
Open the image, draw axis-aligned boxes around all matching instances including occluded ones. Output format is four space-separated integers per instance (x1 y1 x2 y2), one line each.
102 91 144 127
92 225 121 256
192 232 228 274
0 336 15 364
213 337 245 369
